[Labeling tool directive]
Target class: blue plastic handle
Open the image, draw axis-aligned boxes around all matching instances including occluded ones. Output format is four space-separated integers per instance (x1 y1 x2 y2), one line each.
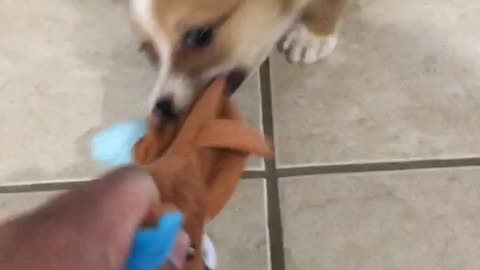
124 212 183 270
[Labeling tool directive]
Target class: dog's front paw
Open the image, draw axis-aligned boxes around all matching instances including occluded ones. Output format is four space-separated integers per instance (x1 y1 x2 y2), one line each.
281 24 337 64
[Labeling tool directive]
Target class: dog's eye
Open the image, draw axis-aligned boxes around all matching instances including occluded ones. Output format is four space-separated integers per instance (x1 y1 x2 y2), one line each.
183 27 214 49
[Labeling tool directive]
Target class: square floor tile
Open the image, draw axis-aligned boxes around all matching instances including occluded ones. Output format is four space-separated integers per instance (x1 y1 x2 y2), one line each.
0 0 263 184
270 0 480 167
233 73 265 170
280 168 480 270
0 191 61 221
207 179 269 270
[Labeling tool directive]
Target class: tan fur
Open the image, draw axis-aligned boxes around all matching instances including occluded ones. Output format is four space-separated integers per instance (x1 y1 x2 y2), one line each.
129 0 348 115
146 0 301 71
302 0 349 36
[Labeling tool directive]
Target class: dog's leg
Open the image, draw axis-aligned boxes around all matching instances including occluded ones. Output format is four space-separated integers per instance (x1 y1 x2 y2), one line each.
281 0 348 64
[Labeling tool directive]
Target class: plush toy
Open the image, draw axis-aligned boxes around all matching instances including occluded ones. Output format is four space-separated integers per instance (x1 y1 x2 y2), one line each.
91 78 272 270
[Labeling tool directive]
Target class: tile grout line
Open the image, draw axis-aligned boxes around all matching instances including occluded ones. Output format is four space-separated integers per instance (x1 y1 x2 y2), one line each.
275 157 480 177
3 156 480 193
260 59 286 270
0 180 92 193
0 171 266 194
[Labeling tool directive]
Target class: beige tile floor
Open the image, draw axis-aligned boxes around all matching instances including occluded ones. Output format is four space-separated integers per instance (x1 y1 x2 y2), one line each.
1 0 480 269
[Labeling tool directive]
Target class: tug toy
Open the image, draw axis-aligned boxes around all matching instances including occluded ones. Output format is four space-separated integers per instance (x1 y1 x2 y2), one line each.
92 78 272 270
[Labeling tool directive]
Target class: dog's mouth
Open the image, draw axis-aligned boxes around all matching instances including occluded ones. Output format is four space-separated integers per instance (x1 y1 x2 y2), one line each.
150 68 247 125
139 41 246 94
152 96 177 122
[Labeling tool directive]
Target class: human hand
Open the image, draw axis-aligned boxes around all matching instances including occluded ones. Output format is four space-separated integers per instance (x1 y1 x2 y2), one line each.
0 166 189 270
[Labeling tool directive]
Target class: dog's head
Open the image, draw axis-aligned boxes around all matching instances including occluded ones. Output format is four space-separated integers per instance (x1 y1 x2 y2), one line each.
130 0 291 122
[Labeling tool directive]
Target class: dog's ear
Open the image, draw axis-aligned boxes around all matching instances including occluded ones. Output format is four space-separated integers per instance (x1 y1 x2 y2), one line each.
195 119 272 157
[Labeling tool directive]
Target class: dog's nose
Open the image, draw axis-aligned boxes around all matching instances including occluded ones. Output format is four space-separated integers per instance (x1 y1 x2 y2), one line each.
226 68 246 94
153 97 177 121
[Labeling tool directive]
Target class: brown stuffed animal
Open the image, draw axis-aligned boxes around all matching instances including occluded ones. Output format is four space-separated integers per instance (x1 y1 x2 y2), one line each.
132 78 272 270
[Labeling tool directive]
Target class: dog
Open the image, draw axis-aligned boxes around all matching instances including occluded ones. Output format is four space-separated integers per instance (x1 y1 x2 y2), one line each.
129 0 348 122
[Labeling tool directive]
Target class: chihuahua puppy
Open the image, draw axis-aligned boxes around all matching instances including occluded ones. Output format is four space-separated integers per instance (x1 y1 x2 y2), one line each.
129 0 348 122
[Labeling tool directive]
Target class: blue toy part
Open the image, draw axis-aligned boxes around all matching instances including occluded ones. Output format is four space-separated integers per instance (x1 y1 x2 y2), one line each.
91 119 147 168
125 212 184 270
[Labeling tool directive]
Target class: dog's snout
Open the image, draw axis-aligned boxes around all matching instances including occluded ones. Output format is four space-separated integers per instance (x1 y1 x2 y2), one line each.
226 69 247 94
153 97 177 121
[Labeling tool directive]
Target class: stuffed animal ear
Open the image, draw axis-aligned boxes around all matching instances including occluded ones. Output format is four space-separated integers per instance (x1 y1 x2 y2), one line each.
196 120 272 157
204 151 247 218
133 118 180 164
171 78 227 146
